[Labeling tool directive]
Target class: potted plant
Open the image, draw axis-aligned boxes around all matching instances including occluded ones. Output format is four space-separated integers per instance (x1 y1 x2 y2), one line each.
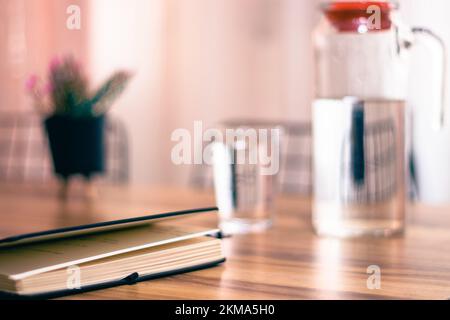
26 55 131 198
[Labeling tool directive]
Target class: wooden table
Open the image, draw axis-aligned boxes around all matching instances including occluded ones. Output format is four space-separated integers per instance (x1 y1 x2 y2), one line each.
0 183 450 300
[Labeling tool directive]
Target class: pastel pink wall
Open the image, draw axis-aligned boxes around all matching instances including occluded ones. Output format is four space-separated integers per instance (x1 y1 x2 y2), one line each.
1 0 319 186
0 0 88 111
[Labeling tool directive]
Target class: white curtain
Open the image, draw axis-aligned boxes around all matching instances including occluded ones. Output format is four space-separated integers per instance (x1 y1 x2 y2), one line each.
88 0 319 186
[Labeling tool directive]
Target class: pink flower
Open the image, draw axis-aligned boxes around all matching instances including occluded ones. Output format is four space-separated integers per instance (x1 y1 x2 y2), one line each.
49 56 61 73
25 74 39 92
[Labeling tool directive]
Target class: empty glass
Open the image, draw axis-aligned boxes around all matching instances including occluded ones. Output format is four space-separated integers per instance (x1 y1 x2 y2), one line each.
211 121 282 235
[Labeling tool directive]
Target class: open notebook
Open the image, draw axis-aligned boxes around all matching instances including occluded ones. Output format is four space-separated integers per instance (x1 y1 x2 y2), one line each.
0 208 224 298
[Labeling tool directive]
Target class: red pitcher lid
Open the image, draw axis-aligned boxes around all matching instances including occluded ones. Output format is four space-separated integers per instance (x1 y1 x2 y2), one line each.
322 1 397 32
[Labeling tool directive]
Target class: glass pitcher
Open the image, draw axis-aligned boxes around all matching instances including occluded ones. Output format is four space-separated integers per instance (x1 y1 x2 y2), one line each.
312 1 446 237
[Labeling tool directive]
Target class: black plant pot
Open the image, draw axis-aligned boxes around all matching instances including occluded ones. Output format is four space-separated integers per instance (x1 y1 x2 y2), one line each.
44 115 106 180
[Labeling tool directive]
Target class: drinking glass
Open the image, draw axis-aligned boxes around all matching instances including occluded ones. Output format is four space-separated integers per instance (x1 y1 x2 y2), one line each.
211 121 283 235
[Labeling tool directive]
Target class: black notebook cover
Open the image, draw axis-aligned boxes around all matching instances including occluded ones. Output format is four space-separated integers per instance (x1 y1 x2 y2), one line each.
0 207 225 299
0 258 226 300
0 207 219 247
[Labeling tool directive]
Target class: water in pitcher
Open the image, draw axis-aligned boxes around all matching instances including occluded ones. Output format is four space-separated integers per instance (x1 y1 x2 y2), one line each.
313 98 406 237
311 2 410 237
311 1 446 237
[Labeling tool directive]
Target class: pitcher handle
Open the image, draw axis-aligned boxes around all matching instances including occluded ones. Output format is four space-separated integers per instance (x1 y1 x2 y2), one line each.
411 27 447 130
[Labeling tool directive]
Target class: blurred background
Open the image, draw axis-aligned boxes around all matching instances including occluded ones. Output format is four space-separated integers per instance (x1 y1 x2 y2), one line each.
1 0 450 202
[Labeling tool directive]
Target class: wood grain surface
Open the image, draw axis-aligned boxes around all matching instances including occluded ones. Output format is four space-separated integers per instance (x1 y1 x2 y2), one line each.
0 183 449 300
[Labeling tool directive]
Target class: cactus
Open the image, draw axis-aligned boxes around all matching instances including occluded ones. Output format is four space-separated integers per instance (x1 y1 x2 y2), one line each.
26 55 132 117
